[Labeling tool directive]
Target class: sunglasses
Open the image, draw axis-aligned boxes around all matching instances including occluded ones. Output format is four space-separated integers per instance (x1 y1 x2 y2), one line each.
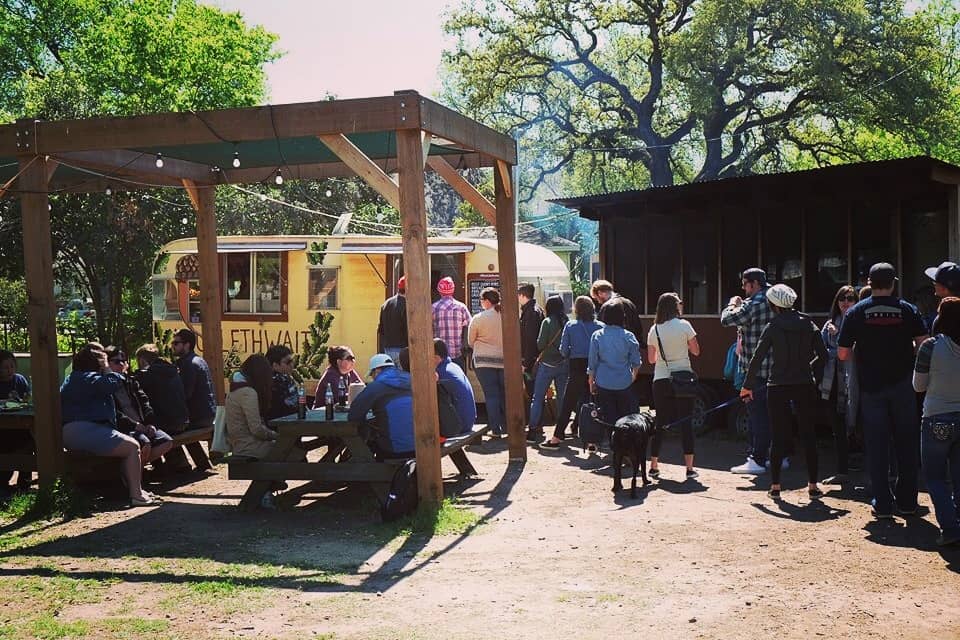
343 355 356 361
171 340 184 346
109 357 126 364
841 296 858 302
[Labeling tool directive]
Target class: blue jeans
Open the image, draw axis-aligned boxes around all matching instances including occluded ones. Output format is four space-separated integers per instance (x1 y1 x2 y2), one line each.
475 367 505 435
529 361 568 428
921 412 960 537
860 378 919 514
746 377 770 465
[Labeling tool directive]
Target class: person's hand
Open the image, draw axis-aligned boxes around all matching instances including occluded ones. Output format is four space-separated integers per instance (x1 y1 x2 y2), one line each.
739 388 753 403
728 296 743 307
825 320 838 336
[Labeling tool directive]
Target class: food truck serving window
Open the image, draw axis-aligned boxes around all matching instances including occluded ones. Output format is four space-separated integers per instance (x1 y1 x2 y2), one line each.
224 252 283 315
308 267 339 310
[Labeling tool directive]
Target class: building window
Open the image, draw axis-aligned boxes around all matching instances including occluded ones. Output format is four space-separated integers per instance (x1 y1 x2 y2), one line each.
645 215 680 313
852 206 896 288
152 278 200 322
763 212 802 305
721 210 758 303
225 252 283 315
805 210 848 312
683 220 719 314
308 267 339 310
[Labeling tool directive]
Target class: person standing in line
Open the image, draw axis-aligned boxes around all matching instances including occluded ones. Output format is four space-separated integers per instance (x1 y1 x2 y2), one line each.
646 293 700 480
819 285 858 482
432 276 472 371
721 268 775 475
925 262 960 300
838 263 928 519
518 282 544 407
541 296 604 449
740 285 828 500
591 279 645 349
170 328 215 471
468 288 506 438
526 295 569 443
378 276 408 364
913 297 960 546
587 299 642 452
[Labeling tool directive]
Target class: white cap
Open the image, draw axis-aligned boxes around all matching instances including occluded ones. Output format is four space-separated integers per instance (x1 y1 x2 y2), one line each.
766 284 798 309
367 353 395 376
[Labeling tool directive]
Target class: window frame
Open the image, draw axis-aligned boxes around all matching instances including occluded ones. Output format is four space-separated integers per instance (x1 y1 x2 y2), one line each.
221 251 288 322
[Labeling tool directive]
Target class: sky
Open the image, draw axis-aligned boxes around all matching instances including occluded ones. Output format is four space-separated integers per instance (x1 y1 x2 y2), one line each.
208 0 458 104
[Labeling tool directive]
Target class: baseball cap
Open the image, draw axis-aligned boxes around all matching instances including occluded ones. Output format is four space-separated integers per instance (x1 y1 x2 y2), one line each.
367 353 395 376
868 263 897 289
397 276 406 291
765 284 797 309
925 261 960 292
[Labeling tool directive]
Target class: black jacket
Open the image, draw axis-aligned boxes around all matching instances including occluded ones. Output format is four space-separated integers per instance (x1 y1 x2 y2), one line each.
133 359 189 431
113 375 156 431
598 293 646 348
378 294 408 350
176 351 216 425
743 310 829 389
519 298 544 370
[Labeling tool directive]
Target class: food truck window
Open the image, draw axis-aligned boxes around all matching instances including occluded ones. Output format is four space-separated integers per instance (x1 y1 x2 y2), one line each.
646 216 681 313
763 213 802 305
308 267 339 310
683 220 719 314
152 279 200 321
852 206 896 287
721 210 758 302
806 209 848 312
224 252 283 315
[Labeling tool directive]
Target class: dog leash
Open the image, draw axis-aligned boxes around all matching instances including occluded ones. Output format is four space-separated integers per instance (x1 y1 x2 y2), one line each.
660 397 742 431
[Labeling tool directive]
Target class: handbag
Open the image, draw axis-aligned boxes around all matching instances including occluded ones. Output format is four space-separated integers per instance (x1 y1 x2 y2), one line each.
655 325 699 399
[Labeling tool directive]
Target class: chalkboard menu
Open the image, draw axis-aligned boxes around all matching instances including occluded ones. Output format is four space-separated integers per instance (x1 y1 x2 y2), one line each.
467 273 500 314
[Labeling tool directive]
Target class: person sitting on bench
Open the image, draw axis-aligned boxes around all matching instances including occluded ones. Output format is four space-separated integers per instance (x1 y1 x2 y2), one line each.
105 346 174 469
0 350 33 496
226 354 304 462
61 342 160 507
348 354 415 460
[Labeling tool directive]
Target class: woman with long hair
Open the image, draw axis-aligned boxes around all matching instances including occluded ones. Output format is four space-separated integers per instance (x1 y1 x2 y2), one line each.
313 345 364 408
587 299 642 452
468 287 506 438
741 285 828 500
541 296 604 449
914 297 960 546
60 342 160 507
646 292 700 479
226 354 280 460
820 285 858 480
526 295 570 443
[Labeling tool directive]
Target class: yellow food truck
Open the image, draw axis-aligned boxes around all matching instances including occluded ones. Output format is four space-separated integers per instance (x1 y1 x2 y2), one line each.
152 234 573 396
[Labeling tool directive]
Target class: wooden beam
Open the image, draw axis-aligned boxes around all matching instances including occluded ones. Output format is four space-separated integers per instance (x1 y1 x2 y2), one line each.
496 160 513 199
32 96 419 154
420 97 518 164
57 149 215 184
426 156 496 225
318 134 401 209
183 179 225 403
421 131 432 168
494 164 526 461
17 151 63 484
396 128 443 507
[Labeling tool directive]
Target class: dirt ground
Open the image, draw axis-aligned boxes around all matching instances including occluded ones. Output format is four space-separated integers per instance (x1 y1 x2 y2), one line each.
2 430 959 640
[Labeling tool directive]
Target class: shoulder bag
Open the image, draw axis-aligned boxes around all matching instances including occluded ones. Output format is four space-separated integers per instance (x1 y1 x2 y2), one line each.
655 324 699 398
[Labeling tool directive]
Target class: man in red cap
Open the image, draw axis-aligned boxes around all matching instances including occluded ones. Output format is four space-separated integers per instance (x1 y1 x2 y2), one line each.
378 276 408 363
432 276 472 371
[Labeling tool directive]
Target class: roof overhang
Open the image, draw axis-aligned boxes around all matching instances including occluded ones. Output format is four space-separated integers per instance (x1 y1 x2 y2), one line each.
333 241 475 255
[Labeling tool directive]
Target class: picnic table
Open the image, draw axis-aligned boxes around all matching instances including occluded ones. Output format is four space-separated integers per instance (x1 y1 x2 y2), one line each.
227 409 490 511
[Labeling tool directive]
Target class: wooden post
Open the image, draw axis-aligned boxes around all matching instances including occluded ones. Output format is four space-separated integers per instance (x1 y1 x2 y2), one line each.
494 163 526 461
949 185 959 262
396 129 443 506
183 180 225 403
18 151 63 485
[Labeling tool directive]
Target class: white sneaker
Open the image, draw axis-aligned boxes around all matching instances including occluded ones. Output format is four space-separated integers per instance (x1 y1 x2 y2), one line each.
764 457 791 471
730 457 767 474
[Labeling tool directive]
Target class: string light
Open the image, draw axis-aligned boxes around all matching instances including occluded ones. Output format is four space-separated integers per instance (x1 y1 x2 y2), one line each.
325 189 332 197
274 169 283 186
181 217 188 225
155 153 164 168
105 187 112 195
232 150 241 168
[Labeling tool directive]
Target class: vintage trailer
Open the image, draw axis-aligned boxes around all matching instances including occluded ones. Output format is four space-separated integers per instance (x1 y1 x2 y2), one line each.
554 156 960 433
152 234 572 397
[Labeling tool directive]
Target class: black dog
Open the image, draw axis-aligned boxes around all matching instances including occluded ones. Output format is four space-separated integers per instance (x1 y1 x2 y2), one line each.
609 412 655 498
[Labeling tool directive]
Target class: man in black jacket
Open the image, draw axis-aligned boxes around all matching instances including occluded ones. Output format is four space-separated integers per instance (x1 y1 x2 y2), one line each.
378 276 408 363
169 329 215 471
134 344 190 434
518 283 544 398
107 346 174 468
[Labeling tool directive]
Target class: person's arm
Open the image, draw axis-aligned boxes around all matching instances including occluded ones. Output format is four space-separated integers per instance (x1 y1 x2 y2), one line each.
685 321 700 356
740 325 772 394
347 384 377 422
180 358 197 401
559 323 571 358
238 389 276 441
811 323 829 367
587 334 599 391
627 334 643 378
646 326 657 364
913 337 934 393
836 308 859 362
467 314 479 348
536 318 551 352
90 371 125 395
131 378 156 426
720 299 751 328
647 345 658 364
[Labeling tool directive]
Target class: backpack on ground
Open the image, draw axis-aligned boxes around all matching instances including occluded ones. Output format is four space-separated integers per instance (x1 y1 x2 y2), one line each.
578 397 607 449
381 458 419 522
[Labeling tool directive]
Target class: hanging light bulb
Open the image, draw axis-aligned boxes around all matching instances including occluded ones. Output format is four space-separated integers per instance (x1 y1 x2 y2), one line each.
325 189 332 197
232 150 241 168
105 187 112 196
259 194 267 202
181 217 188 225
274 169 283 186
155 153 164 168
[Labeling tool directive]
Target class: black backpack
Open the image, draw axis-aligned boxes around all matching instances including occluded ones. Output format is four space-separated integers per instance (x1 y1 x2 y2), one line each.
381 458 419 522
437 381 464 437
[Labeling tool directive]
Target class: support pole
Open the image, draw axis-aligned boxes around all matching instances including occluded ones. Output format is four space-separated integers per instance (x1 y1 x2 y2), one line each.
495 163 526 461
397 129 443 506
18 152 62 484
183 180 225 403
950 185 959 262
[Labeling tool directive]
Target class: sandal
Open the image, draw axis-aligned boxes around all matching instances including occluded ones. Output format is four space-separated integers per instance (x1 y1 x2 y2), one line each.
649 468 660 479
808 488 824 499
130 495 162 507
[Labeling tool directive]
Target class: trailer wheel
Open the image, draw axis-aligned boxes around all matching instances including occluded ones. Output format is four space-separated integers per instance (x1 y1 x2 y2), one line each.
689 384 720 435
727 400 749 441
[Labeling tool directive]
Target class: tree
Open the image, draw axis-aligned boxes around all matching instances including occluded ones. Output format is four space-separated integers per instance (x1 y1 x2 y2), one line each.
442 0 957 196
0 0 279 350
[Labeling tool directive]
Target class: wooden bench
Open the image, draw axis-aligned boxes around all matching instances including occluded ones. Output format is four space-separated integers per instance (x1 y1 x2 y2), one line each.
228 418 491 511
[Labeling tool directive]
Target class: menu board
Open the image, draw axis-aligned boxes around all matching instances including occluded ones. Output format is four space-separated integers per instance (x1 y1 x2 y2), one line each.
467 273 500 314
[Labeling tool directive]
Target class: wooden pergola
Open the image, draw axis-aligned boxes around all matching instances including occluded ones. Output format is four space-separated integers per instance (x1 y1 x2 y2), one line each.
0 90 528 505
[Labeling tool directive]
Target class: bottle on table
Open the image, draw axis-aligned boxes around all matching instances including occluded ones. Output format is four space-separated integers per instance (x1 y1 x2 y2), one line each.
337 377 348 407
324 384 335 420
297 382 307 419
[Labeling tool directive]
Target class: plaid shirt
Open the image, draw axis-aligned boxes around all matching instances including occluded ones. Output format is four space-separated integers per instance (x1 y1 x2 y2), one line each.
432 296 471 358
721 288 774 381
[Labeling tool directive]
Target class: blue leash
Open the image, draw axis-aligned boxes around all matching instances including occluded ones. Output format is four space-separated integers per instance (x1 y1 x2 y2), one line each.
661 397 742 431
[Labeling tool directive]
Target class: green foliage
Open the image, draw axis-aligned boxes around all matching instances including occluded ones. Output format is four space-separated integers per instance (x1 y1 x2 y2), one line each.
223 343 242 380
2 478 92 523
152 322 174 361
292 312 334 383
307 240 328 266
0 277 29 351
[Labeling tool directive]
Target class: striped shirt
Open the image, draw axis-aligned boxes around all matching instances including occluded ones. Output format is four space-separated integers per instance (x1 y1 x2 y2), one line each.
721 288 774 381
432 295 471 358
